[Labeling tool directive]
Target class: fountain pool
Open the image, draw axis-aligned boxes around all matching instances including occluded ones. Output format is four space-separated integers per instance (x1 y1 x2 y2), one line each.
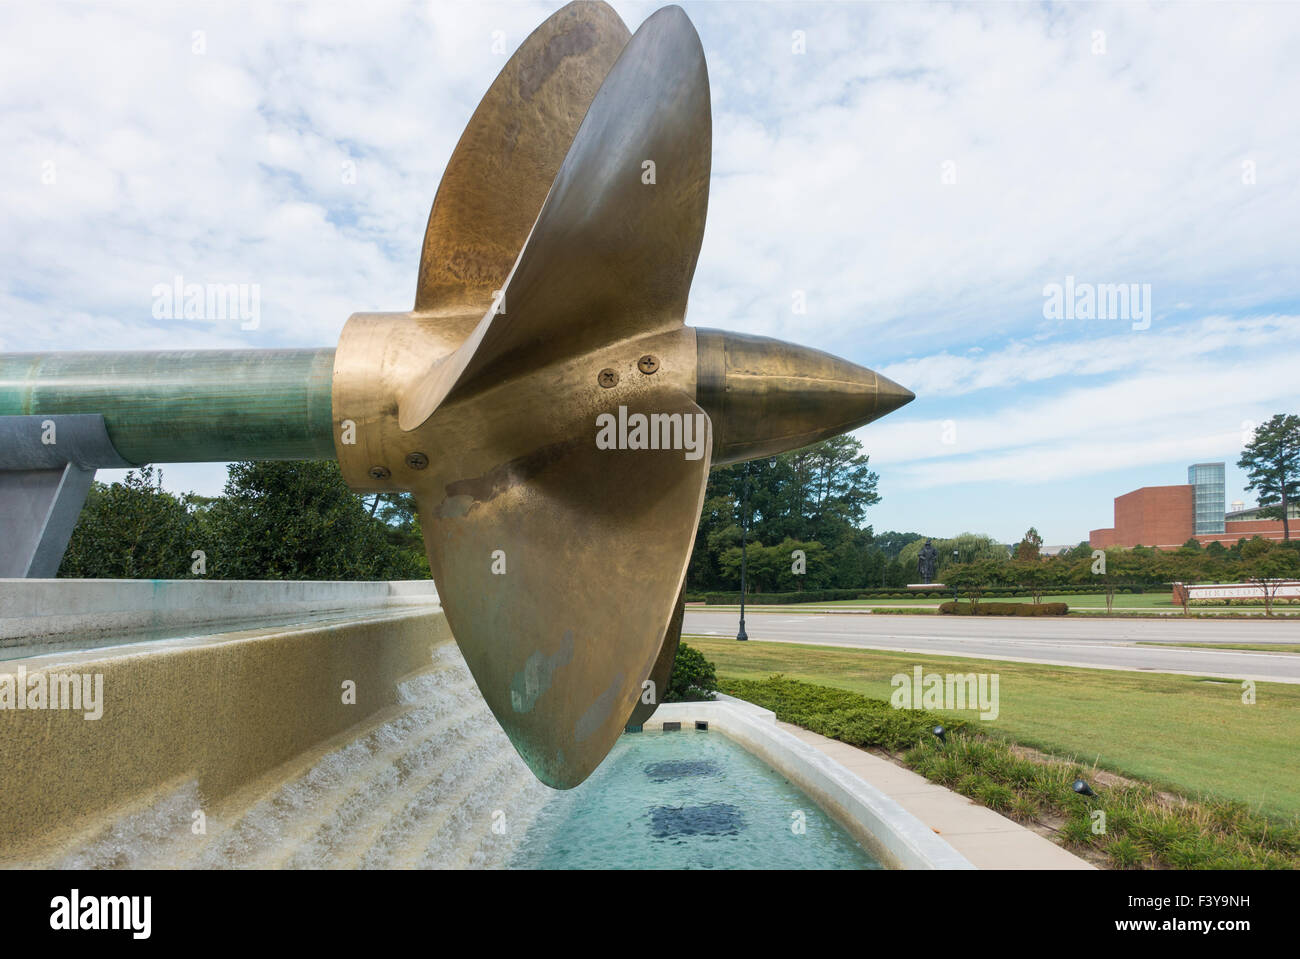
8 632 957 870
512 728 882 870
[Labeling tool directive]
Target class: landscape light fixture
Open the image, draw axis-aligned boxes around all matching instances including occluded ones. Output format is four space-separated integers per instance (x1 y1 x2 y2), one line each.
932 725 947 743
737 464 750 642
1072 778 1097 797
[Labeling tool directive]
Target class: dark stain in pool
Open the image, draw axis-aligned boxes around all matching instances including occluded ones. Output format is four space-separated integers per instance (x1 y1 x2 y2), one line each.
642 760 723 782
648 803 746 839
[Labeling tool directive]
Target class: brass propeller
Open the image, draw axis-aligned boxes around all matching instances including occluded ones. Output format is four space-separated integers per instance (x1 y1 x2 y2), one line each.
413 5 712 788
337 4 715 788
331 1 915 789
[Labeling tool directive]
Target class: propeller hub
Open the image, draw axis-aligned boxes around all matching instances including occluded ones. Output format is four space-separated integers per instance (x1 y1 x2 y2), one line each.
696 328 915 466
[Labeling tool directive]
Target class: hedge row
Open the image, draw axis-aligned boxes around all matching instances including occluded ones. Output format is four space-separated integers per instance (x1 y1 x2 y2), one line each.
689 585 1151 605
939 601 1070 616
690 588 865 605
955 586 1147 597
716 676 972 751
1188 597 1300 607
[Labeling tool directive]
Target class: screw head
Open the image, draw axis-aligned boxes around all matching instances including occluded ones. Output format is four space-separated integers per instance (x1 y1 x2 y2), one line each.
405 451 429 470
637 354 660 374
368 465 391 481
598 368 619 388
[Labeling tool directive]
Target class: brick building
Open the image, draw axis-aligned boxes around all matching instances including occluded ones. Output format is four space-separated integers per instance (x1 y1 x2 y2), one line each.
1089 462 1296 549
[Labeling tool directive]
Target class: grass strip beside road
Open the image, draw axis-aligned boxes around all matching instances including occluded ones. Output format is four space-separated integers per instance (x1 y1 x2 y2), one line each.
696 596 1300 616
816 593 1171 608
686 634 1300 820
1136 642 1300 654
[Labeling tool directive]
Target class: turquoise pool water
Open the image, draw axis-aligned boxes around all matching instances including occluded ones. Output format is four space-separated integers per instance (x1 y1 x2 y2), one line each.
511 729 882 869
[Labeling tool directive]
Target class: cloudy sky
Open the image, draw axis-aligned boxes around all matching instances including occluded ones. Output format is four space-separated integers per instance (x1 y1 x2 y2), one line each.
3 1 1297 544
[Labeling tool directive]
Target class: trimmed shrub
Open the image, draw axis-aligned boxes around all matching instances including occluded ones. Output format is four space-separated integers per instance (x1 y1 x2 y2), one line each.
665 643 717 702
939 601 1069 616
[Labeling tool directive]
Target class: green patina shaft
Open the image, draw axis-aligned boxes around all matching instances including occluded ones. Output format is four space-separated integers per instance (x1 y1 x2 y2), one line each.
0 349 336 464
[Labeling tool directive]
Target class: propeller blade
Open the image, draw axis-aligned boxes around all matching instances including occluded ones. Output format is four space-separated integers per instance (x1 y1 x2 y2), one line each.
414 1 630 313
626 586 685 729
418 392 711 788
401 5 711 429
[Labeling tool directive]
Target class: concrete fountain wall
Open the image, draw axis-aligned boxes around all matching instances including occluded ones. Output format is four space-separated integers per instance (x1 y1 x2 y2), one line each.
0 580 449 863
2 579 972 869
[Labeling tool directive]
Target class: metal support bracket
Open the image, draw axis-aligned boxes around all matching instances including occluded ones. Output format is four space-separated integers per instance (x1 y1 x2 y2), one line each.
0 414 134 578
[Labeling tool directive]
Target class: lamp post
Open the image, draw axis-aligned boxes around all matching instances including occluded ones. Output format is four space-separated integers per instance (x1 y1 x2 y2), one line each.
952 548 959 603
737 464 749 641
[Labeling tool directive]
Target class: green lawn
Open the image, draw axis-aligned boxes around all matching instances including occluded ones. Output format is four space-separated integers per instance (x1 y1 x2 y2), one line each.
703 593 1177 608
1137 642 1300 654
819 593 1179 608
686 635 1300 820
701 592 1300 615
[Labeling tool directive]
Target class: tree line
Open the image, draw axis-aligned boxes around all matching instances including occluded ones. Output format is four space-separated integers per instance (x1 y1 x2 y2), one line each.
947 535 1300 613
59 462 428 580
59 434 912 587
55 410 1298 590
683 434 1007 592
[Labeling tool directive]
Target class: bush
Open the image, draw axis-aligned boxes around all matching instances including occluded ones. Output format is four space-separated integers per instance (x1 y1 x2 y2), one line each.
939 602 1069 616
60 466 201 579
717 675 969 750
697 586 1152 604
700 588 866 605
202 462 426 580
1190 596 1300 607
665 643 717 702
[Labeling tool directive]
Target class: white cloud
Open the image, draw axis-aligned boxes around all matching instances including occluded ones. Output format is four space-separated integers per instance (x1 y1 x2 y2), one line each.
0 0 563 351
688 0 1300 357
857 320 1298 488
1 0 1296 532
880 315 1300 398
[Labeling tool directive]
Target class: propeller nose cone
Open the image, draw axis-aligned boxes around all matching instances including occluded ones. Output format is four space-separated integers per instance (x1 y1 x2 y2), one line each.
875 371 916 417
695 328 913 466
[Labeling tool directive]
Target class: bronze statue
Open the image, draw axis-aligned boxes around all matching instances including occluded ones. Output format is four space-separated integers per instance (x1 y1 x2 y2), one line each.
918 539 939 584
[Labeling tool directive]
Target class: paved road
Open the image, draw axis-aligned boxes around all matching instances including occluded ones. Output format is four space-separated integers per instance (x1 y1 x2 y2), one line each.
683 610 1300 683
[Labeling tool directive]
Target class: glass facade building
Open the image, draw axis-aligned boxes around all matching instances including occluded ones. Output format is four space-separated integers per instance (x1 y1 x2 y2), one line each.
1188 462 1226 535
